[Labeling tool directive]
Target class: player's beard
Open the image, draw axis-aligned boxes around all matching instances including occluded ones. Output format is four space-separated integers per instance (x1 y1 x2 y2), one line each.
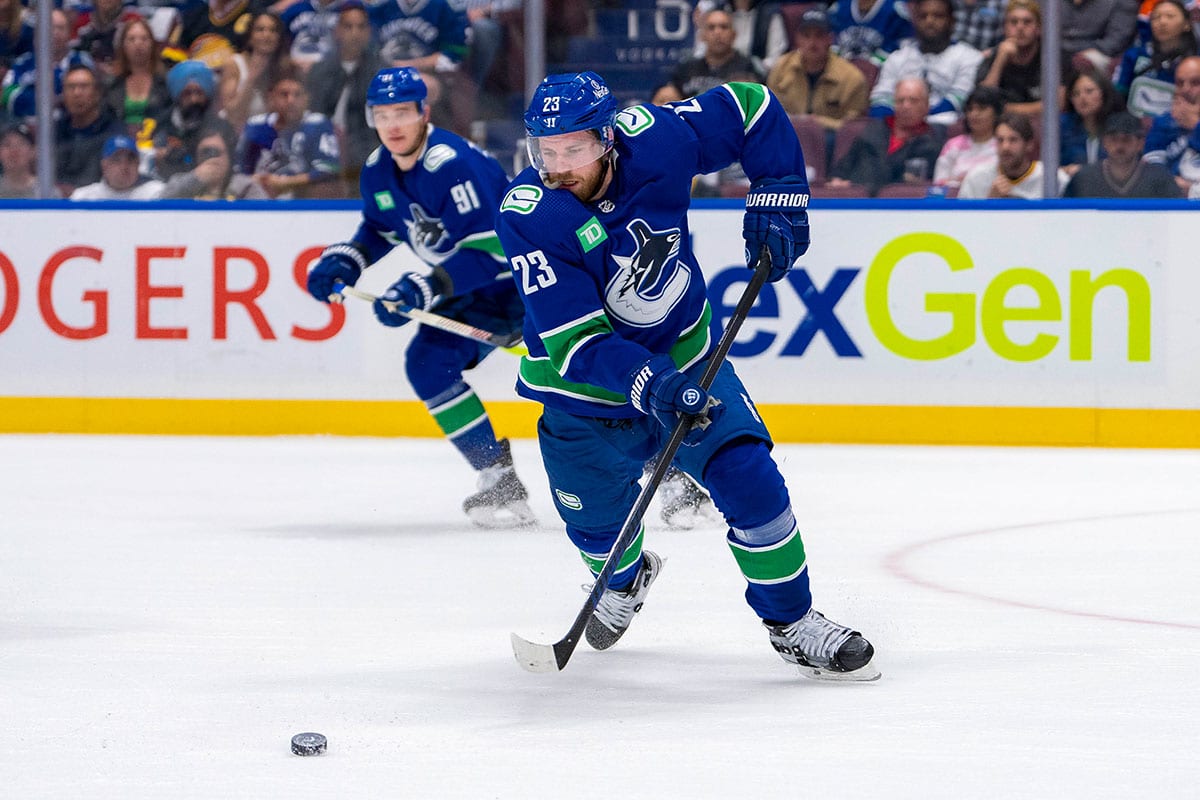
552 155 609 203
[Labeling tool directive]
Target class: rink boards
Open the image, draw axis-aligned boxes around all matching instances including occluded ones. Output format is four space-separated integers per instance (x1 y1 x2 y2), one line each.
0 199 1197 447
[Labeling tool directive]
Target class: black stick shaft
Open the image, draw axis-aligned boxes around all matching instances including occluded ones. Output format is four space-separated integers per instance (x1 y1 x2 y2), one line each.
547 245 773 670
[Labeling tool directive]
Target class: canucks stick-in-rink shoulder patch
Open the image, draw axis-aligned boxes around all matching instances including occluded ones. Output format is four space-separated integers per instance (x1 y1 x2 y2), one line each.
423 143 456 172
374 190 395 210
555 489 583 510
365 146 382 166
500 185 543 215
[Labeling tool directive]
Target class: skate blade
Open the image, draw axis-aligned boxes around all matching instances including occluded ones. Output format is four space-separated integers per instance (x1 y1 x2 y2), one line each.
800 661 882 683
466 501 538 530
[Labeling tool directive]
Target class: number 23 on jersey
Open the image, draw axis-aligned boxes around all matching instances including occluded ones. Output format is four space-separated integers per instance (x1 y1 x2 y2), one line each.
511 250 558 294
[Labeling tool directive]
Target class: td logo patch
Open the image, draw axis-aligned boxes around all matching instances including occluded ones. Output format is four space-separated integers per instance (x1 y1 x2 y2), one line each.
374 191 395 211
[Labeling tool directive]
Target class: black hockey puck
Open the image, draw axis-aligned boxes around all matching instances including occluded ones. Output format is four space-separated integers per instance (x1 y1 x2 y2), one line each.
291 732 327 756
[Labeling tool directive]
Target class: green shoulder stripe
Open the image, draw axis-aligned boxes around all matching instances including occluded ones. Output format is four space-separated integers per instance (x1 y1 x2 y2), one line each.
722 82 771 132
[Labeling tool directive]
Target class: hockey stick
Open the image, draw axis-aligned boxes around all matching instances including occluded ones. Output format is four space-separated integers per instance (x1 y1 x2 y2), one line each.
333 283 526 350
510 244 773 673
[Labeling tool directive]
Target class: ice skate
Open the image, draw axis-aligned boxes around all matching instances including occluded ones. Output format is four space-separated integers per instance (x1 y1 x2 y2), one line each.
462 439 537 529
584 551 664 650
657 466 721 528
764 608 880 682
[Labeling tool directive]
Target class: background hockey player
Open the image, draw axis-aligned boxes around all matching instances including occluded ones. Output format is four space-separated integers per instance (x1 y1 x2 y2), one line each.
496 71 878 680
305 66 534 528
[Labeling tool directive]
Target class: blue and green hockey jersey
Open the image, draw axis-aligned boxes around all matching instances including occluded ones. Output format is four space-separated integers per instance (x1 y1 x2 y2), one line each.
352 126 513 305
496 82 807 419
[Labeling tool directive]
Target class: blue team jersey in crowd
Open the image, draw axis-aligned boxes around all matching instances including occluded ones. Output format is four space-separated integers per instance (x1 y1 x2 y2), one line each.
832 0 913 64
496 82 807 419
237 111 341 181
366 0 468 66
2 49 95 118
280 0 341 63
352 125 512 302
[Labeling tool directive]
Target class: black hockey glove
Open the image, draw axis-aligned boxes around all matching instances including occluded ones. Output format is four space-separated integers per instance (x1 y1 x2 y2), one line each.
373 272 440 328
628 355 724 444
743 176 811 282
307 243 366 303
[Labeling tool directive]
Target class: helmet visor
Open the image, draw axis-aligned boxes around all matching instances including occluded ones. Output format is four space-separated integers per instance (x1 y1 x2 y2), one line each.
367 104 423 130
526 130 611 174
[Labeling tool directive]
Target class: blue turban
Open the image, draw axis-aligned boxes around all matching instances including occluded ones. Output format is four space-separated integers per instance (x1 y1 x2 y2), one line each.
167 60 216 102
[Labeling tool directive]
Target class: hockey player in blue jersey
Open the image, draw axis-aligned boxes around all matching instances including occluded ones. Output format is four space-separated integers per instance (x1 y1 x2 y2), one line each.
496 72 878 680
304 66 535 528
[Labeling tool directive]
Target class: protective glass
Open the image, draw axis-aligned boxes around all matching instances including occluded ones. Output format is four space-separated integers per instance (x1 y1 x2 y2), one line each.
368 104 423 129
526 130 610 174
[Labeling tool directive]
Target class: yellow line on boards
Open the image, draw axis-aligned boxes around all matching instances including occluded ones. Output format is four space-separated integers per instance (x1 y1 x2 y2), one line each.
0 397 1196 448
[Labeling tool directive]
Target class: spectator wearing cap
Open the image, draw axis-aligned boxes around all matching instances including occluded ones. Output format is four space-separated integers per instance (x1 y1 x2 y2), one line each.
653 6 763 104
152 59 236 181
71 134 165 199
55 63 124 194
0 121 55 198
306 2 383 184
975 0 1051 118
870 0 983 126
958 111 1069 197
1064 110 1184 196
768 7 869 133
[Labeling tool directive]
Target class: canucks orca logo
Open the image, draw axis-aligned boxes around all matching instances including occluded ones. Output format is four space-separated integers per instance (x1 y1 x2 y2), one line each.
605 219 691 327
406 203 456 264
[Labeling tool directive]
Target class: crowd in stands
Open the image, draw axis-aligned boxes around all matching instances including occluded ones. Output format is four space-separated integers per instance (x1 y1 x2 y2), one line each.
1 0 1198 201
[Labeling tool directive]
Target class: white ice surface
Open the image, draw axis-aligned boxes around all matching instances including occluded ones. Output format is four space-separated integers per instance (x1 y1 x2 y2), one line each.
3 436 1198 798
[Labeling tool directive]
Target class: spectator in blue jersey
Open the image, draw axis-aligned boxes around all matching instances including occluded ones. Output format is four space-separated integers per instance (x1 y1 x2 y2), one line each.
55 63 124 194
831 0 914 66
1115 0 1198 117
236 69 341 198
279 0 342 72
0 0 34 70
1060 67 1123 176
367 0 468 132
2 9 93 119
652 6 764 105
1143 55 1200 195
304 67 537 528
1063 110 1184 196
495 71 878 680
305 1 383 183
870 0 983 126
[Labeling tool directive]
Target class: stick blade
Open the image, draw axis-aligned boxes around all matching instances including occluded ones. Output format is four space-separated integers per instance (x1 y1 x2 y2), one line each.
510 632 562 673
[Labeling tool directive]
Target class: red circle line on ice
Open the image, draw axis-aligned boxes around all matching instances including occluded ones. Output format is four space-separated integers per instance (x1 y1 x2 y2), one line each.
883 508 1200 631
